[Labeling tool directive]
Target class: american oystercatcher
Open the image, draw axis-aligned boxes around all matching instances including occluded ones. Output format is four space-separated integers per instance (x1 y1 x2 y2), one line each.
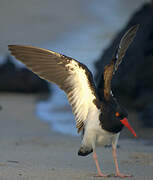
8 24 139 177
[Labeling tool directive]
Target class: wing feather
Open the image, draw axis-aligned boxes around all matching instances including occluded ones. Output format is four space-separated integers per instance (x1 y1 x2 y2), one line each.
114 24 139 72
8 45 97 133
103 24 139 101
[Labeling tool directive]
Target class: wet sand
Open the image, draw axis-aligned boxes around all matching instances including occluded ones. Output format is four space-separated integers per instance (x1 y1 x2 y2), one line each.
0 93 153 180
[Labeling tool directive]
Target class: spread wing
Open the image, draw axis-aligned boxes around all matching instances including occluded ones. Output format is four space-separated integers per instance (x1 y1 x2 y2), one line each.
114 24 139 72
8 45 98 133
103 24 139 101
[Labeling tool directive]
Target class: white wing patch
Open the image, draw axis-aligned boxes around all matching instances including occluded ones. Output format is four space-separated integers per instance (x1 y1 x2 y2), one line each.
66 60 96 132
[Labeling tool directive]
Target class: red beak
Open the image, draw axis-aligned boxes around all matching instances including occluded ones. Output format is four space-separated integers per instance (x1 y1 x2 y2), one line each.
120 118 137 138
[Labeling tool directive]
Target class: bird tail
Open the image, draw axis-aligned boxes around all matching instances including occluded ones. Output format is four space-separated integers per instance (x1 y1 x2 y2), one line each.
78 146 93 156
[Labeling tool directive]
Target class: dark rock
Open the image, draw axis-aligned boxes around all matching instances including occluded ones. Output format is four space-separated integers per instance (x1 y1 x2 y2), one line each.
95 2 153 127
0 55 50 94
139 102 153 127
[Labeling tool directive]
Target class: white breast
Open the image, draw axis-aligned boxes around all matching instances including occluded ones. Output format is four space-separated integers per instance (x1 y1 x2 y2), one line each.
81 106 120 149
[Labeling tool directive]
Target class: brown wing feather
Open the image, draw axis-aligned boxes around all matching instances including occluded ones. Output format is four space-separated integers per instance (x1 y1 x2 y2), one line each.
114 24 139 72
103 60 114 101
103 25 139 101
8 45 97 133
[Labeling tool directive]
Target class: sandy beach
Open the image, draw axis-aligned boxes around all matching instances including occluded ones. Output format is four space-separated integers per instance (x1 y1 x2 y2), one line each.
0 93 152 180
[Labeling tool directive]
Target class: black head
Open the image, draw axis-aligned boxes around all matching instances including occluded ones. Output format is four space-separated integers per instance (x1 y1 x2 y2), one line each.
99 97 127 133
99 97 137 137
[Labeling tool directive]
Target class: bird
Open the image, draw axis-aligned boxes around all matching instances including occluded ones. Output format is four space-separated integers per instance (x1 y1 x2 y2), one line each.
8 24 139 178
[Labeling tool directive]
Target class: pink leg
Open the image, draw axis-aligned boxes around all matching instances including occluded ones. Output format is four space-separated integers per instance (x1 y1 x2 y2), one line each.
92 151 108 177
112 145 133 178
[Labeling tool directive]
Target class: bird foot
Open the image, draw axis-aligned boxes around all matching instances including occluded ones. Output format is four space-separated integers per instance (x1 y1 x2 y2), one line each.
94 173 111 177
115 172 133 178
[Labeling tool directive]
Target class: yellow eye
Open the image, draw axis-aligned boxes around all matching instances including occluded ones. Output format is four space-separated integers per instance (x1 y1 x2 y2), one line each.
115 112 120 117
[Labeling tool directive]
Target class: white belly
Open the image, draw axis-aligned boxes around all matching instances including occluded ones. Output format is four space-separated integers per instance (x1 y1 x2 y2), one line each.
95 128 118 146
82 106 120 149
